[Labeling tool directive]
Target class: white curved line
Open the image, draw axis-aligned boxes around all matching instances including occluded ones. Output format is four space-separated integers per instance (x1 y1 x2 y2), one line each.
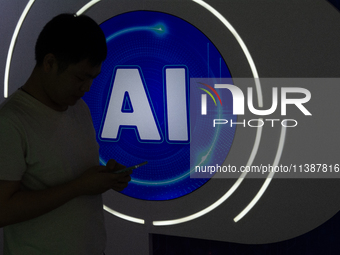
193 0 286 223
76 0 101 16
153 178 243 226
153 123 263 226
153 0 266 226
4 0 36 98
233 125 287 222
5 0 269 225
103 205 145 224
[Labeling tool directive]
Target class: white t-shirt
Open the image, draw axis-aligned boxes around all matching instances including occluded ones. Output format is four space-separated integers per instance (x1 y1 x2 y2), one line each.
0 90 106 255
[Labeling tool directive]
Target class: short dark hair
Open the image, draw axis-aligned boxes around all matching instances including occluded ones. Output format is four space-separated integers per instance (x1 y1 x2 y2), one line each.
35 13 107 72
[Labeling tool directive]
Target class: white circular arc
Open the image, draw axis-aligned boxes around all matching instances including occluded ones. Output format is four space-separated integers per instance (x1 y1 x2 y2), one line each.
233 125 287 222
153 124 263 226
6 0 286 226
4 0 35 98
70 0 264 225
103 205 145 224
153 0 266 226
76 0 101 16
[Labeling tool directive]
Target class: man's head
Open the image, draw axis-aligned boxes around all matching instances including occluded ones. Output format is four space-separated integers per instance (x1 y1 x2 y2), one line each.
35 13 107 73
26 14 107 111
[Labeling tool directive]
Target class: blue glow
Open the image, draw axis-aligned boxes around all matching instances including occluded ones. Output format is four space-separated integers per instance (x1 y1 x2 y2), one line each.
83 11 235 200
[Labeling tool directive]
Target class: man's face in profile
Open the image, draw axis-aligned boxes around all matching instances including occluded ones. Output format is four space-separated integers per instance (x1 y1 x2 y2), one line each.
45 58 102 110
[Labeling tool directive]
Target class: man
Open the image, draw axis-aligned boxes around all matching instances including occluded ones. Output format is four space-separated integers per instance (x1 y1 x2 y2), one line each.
0 14 131 255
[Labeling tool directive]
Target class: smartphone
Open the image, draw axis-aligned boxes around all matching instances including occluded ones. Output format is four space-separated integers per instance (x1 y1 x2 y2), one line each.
114 161 148 173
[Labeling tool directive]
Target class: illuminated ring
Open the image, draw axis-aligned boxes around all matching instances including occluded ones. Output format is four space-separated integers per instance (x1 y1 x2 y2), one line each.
5 0 286 225
234 124 287 222
4 0 35 98
153 0 283 225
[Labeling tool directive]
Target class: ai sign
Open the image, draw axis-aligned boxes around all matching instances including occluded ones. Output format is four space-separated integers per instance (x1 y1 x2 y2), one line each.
83 11 236 200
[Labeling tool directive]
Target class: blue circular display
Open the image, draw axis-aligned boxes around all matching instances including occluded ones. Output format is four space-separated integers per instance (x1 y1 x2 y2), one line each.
83 11 235 200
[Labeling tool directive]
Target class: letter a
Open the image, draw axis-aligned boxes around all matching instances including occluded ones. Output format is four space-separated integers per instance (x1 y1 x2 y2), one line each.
101 68 161 141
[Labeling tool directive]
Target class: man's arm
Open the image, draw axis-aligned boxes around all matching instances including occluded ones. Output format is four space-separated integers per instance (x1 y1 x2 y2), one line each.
0 163 131 228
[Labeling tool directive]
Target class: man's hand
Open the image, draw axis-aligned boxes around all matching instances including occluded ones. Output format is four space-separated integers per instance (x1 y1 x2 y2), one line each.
105 159 132 191
73 160 132 195
106 159 125 172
